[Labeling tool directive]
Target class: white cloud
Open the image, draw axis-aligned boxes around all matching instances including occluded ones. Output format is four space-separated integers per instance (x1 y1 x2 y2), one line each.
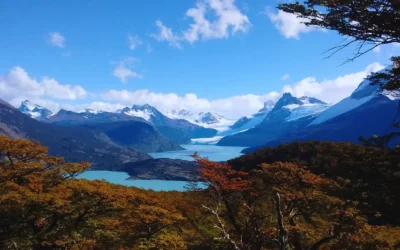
112 57 143 83
151 20 182 48
280 73 290 80
58 102 126 114
281 63 385 103
183 0 250 43
128 35 143 50
0 66 87 109
47 32 65 48
267 9 322 39
101 89 280 119
1 63 387 120
152 0 250 47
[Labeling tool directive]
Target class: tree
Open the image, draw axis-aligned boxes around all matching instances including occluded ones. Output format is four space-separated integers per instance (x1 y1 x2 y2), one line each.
278 0 400 147
257 162 359 250
195 152 400 249
0 136 91 248
229 141 400 225
278 0 400 65
0 136 188 249
192 153 253 249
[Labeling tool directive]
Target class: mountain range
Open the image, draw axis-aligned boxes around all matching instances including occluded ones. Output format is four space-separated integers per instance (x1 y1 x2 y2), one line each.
0 100 152 170
167 109 233 130
217 94 330 146
19 103 218 144
226 73 400 152
4 67 400 167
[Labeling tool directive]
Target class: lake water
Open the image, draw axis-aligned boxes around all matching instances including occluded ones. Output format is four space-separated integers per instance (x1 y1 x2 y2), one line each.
149 144 246 162
78 144 246 191
77 171 206 192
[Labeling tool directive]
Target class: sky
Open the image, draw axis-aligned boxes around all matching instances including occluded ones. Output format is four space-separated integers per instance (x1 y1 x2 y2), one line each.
0 0 398 119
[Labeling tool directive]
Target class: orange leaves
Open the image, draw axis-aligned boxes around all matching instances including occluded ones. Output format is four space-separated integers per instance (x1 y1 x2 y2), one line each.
258 162 341 204
0 136 91 190
192 153 251 192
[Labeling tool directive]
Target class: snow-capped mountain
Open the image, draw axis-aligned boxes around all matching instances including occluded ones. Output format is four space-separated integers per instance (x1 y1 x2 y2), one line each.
44 103 217 144
298 96 327 105
222 67 400 149
118 104 155 122
310 72 398 125
229 100 275 131
18 100 53 121
218 93 330 146
196 112 225 124
167 109 234 130
195 95 329 145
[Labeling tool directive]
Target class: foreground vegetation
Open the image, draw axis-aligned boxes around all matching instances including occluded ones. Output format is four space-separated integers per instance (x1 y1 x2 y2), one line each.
1 136 400 249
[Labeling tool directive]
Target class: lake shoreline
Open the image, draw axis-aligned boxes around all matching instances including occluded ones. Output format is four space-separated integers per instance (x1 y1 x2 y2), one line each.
79 144 246 191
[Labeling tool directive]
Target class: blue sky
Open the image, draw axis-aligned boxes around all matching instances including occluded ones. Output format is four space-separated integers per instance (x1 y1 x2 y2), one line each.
0 0 398 118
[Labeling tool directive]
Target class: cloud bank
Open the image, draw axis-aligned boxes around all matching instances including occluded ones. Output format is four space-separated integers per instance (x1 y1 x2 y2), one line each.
0 63 385 119
0 67 86 109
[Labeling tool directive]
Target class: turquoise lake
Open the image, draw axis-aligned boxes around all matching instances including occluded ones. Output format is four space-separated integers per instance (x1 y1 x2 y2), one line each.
78 144 246 191
77 171 205 191
149 144 247 161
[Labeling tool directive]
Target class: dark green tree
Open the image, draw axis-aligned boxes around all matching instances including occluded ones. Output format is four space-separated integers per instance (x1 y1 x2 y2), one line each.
278 0 400 90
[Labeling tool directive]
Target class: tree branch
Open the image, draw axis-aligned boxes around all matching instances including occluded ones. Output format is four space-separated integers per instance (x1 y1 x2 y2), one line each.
274 192 288 250
310 227 336 250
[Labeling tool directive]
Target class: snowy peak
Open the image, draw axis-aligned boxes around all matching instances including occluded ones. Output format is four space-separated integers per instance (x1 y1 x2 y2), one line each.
167 109 232 128
311 67 398 125
299 96 326 105
272 93 304 111
18 100 53 120
258 93 330 125
196 112 225 125
272 94 327 111
120 104 156 121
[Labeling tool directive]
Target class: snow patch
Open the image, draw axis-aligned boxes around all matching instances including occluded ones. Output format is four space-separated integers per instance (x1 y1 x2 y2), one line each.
124 110 153 121
28 111 41 119
283 104 300 110
285 104 330 122
166 109 235 130
310 95 375 125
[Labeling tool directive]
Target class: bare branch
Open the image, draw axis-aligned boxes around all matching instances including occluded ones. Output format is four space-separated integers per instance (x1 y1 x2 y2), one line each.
274 192 288 250
202 203 242 250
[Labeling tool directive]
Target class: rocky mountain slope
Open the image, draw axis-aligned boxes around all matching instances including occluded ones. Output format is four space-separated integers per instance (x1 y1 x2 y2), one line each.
0 98 152 169
218 94 329 146
241 72 400 152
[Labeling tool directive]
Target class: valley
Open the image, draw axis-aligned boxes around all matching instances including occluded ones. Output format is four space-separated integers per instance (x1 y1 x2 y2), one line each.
1 71 399 191
2 0 400 248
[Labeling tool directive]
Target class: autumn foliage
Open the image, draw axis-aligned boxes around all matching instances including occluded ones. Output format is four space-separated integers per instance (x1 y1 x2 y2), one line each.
0 136 188 249
1 137 400 249
194 149 400 249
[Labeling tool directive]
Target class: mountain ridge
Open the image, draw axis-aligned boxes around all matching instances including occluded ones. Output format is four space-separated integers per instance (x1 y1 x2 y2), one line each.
0 98 152 170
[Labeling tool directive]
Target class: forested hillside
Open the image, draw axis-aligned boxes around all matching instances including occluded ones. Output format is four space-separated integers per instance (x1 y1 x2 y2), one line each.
1 136 400 249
